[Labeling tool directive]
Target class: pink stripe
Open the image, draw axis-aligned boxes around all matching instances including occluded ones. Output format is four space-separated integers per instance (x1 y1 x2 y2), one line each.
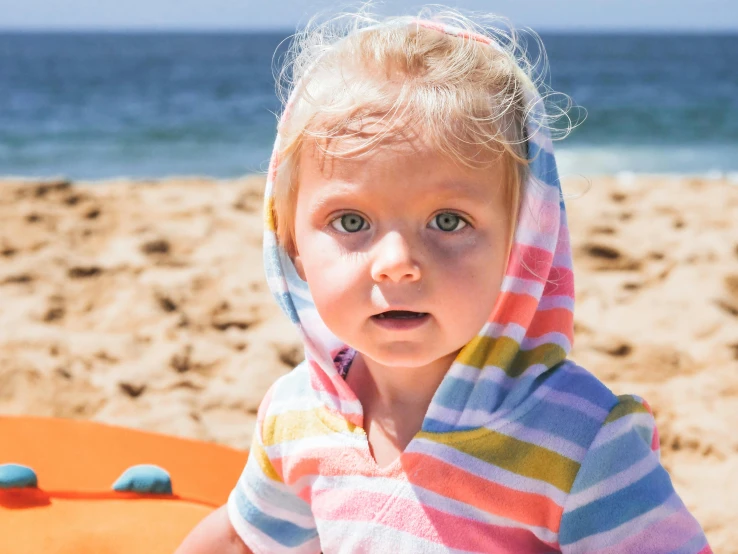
651 427 660 452
307 362 363 427
542 266 575 298
312 489 558 552
277 447 398 484
506 243 555 284
516 196 562 239
590 508 710 554
297 485 312 505
555 222 571 255
257 384 275 422
308 360 356 404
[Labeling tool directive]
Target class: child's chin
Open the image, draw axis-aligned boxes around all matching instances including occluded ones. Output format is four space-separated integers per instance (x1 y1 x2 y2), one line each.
360 347 453 370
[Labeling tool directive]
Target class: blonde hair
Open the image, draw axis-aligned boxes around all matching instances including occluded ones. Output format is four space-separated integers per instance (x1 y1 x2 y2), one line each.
270 4 577 258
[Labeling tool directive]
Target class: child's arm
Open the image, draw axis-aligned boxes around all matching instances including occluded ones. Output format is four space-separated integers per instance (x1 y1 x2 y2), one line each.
175 505 253 554
558 395 712 553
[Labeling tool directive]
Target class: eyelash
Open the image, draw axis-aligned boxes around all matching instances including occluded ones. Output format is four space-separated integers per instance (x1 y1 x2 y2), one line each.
329 212 470 234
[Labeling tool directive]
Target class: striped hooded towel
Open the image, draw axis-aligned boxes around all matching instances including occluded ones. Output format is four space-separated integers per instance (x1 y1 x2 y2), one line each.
227 20 712 554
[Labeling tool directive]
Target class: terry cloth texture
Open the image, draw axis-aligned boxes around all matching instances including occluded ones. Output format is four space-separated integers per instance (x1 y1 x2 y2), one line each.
227 20 712 554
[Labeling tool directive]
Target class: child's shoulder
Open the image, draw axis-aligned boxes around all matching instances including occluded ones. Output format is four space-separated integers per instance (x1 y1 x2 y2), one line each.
531 359 657 438
259 359 316 415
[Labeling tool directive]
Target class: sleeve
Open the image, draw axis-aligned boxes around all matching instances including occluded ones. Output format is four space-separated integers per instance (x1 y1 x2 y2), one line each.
558 395 712 554
227 387 321 554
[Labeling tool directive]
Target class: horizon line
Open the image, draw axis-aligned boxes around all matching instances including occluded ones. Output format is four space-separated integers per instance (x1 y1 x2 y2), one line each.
1 26 737 35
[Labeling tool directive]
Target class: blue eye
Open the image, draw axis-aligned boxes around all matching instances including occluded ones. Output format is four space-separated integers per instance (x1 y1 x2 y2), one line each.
430 213 467 232
331 213 367 233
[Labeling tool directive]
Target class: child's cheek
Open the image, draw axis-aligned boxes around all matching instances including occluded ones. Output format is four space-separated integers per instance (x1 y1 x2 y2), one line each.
301 236 367 310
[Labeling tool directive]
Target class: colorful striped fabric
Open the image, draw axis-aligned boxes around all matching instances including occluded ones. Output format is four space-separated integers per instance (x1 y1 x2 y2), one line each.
227 20 712 553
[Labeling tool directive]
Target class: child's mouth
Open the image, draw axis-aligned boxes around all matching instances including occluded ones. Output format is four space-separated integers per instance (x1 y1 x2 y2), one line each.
373 310 427 319
371 310 429 330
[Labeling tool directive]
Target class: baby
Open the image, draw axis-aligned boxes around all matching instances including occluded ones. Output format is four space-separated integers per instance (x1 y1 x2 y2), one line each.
177 6 712 553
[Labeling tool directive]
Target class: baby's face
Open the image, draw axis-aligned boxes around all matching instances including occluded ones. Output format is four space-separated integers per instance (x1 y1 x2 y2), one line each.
292 131 510 372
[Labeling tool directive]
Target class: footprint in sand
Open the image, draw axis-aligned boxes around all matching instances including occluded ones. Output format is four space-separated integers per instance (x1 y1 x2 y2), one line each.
590 225 616 235
580 242 641 271
622 281 643 291
593 337 633 358
232 189 263 213
140 238 171 255
1 273 33 285
63 192 89 206
724 274 738 298
119 382 146 398
67 266 102 279
729 343 738 361
85 207 101 220
210 300 260 331
277 344 304 368
715 274 738 317
155 293 178 313
12 179 71 200
592 337 697 383
170 344 193 374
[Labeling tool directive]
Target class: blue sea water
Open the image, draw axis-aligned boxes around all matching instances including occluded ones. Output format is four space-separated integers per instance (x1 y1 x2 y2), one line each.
1 31 737 179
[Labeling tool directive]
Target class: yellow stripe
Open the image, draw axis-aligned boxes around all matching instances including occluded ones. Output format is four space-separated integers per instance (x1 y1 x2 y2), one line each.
264 196 276 232
261 407 363 447
251 436 281 481
456 336 566 377
605 395 650 424
417 427 580 492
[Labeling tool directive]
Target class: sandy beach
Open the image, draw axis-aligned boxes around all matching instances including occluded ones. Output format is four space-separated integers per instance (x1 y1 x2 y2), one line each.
0 174 736 551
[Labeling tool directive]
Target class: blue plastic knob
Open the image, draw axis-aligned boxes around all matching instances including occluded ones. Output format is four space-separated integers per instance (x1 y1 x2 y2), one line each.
0 464 38 489
112 464 172 494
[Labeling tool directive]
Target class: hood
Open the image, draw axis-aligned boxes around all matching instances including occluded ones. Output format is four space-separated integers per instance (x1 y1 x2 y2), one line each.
262 21 574 433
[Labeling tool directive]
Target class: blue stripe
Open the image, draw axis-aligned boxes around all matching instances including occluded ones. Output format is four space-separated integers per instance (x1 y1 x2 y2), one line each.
421 417 476 434
517 401 601 448
498 372 544 412
434 371 555 415
292 293 316 313
273 291 300 323
527 140 561 188
233 480 318 547
433 375 471 409
632 418 656 446
433 376 503 413
571 427 653 493
543 365 617 412
560 465 675 544
242 458 314 519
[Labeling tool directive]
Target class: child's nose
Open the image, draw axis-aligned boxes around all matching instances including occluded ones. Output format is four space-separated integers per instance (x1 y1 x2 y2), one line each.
369 231 421 283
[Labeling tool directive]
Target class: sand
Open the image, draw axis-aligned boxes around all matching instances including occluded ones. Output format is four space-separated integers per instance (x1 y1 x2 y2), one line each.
1 174 736 551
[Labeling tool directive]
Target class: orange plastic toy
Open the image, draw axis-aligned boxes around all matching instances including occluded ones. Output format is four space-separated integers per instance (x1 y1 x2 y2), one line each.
0 416 248 553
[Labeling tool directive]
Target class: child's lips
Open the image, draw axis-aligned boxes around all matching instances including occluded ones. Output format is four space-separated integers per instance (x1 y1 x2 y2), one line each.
370 310 430 330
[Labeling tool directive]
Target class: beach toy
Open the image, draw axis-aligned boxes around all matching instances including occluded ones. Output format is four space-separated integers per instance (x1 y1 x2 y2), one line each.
0 415 248 554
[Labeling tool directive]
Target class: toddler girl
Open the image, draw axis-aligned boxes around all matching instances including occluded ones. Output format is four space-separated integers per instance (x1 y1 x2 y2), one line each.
177 6 711 553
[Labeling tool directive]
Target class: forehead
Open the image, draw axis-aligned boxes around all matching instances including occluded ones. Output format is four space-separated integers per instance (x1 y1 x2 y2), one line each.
296 123 508 201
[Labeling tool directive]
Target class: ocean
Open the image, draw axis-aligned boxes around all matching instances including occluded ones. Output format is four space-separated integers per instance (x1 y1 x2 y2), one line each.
1 31 737 179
